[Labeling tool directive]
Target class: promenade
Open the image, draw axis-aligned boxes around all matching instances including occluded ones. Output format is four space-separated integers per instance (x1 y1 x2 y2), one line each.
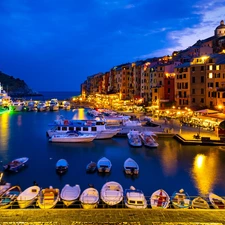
1 208 225 224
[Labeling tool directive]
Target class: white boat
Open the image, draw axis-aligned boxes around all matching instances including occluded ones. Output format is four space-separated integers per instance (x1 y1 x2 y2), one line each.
63 101 71 110
37 186 60 209
150 189 170 209
49 131 96 143
191 196 210 209
171 189 191 209
17 185 40 209
209 192 225 209
0 172 11 196
97 157 112 173
124 186 147 209
46 117 121 140
60 184 81 207
124 158 139 175
12 100 25 111
79 187 99 209
127 130 142 147
100 181 123 206
0 82 12 109
37 101 47 111
3 157 29 172
49 99 59 111
56 159 69 174
139 131 159 148
123 120 142 127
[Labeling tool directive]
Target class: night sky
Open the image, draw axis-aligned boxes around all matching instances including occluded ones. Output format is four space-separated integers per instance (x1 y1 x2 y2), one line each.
0 0 224 92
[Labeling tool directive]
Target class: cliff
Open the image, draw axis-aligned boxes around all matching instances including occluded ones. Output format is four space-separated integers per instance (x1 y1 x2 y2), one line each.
0 71 41 97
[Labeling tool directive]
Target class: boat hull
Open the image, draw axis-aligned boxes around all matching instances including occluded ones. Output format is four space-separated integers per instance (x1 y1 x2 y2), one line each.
50 136 95 143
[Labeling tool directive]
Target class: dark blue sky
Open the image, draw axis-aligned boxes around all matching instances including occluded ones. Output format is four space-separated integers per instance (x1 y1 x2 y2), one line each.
0 0 224 92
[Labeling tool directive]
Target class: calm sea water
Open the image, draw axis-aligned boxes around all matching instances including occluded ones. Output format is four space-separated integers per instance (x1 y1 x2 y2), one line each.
1 108 225 198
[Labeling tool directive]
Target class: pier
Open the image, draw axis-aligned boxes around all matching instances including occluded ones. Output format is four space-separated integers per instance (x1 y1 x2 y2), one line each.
1 208 225 224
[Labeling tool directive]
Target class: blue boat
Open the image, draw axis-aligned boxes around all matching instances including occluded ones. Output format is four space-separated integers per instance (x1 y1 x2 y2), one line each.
171 189 191 209
3 157 29 172
56 159 68 174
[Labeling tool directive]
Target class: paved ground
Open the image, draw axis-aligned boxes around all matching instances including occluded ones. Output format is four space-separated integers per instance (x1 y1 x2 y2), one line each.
1 209 225 225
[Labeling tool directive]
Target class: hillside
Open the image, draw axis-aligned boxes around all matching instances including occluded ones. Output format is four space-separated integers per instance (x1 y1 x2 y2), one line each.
0 71 40 97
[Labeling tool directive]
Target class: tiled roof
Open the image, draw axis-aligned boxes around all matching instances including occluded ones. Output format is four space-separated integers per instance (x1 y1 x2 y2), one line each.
175 62 190 68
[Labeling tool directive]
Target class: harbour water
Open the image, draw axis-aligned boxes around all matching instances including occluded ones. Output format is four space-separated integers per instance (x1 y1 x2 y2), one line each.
0 108 225 199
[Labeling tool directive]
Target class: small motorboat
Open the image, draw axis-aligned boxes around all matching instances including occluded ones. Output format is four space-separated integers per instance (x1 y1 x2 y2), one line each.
123 158 139 175
37 186 60 209
139 131 159 148
0 172 11 196
124 186 147 209
3 157 29 172
127 130 142 147
100 181 123 206
209 192 225 209
86 161 97 173
56 159 68 174
97 157 112 173
17 185 40 209
171 189 191 209
60 184 81 207
191 196 210 209
0 185 22 209
79 186 99 209
150 189 170 209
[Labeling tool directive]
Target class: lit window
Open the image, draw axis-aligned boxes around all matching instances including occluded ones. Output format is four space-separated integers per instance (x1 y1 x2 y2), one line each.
209 65 213 70
216 65 220 70
209 73 213 78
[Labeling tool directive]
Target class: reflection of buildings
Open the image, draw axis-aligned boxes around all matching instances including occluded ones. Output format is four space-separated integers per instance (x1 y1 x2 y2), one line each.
191 152 219 196
0 112 9 150
160 141 178 177
72 108 87 120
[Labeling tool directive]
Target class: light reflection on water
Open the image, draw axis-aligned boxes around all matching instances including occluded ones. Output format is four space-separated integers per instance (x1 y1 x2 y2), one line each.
0 108 225 197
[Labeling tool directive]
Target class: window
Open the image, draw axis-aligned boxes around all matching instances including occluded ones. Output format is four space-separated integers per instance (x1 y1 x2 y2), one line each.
91 127 97 131
69 127 74 131
62 127 67 131
201 76 204 83
83 127 88 131
208 92 210 97
183 74 186 78
216 82 219 87
168 88 170 93
201 98 204 103
154 89 157 93
218 92 220 98
192 67 195 72
168 80 170 85
192 89 195 94
201 89 204 94
192 77 195 83
201 66 204 71
216 65 220 70
192 98 195 103
209 65 213 70
76 127 81 131
208 73 213 78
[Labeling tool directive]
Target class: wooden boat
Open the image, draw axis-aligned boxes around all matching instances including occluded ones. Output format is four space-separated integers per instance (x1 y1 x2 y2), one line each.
127 130 142 147
209 192 225 209
100 181 123 206
37 186 60 209
0 172 11 196
79 187 99 209
171 189 191 209
0 185 22 209
86 161 97 173
17 185 40 209
150 189 170 209
139 131 159 148
97 157 112 173
124 158 139 175
124 186 147 209
49 131 96 143
56 159 68 174
60 184 81 207
191 196 210 209
3 157 29 172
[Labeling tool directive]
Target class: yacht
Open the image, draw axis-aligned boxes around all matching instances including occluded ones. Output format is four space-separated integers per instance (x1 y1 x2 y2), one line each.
37 101 47 112
47 117 121 140
0 82 12 110
49 99 59 111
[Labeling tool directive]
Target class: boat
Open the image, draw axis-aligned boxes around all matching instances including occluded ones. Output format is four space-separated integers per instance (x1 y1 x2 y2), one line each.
17 185 40 209
127 130 142 147
0 82 12 111
37 101 47 111
79 186 99 209
3 157 29 172
100 181 123 206
97 157 112 173
49 131 96 143
49 99 59 111
46 117 121 140
209 192 225 209
0 172 11 196
86 161 97 173
56 159 69 174
123 158 139 175
0 185 22 209
139 131 159 148
12 99 25 111
60 184 81 207
171 189 191 209
26 100 37 111
150 189 170 209
37 186 60 209
62 101 71 110
191 196 210 209
124 186 147 209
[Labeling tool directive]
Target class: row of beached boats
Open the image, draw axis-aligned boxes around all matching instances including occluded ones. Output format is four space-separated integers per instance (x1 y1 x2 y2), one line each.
127 130 159 148
1 178 225 210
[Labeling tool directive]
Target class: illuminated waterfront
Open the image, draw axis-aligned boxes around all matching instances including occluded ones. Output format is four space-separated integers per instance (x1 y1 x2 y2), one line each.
0 108 225 199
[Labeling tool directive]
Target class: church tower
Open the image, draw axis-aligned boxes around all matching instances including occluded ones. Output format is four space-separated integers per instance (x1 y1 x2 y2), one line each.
214 20 225 37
